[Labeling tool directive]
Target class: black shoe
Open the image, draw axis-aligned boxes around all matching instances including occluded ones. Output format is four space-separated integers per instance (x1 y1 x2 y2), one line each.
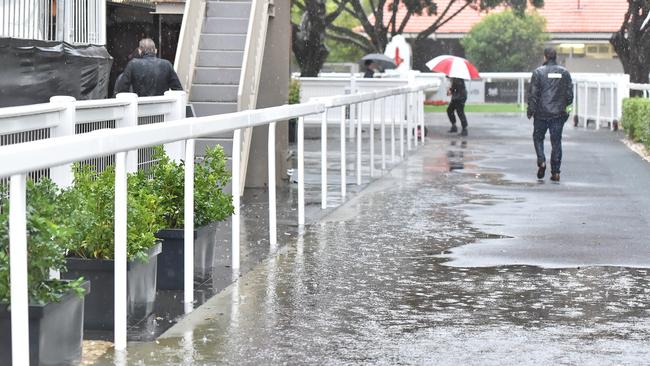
537 163 546 179
448 125 458 133
550 173 560 182
460 128 468 136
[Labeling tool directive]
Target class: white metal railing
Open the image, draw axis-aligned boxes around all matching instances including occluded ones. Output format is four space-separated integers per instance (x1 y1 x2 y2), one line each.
0 0 106 45
0 82 433 364
174 0 205 91
0 91 185 188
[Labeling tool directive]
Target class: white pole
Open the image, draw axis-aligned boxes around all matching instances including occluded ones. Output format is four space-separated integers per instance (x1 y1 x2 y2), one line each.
183 139 195 309
356 102 362 185
584 82 589 129
297 117 305 226
49 95 76 187
340 106 346 199
407 93 412 151
419 91 425 145
321 110 327 209
610 83 615 130
400 94 405 158
369 99 375 178
381 97 386 171
596 82 601 130
114 152 128 351
268 122 277 246
9 174 29 366
231 129 241 269
391 95 396 163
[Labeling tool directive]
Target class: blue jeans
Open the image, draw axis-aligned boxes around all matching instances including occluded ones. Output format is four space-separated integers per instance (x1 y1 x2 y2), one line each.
533 117 565 174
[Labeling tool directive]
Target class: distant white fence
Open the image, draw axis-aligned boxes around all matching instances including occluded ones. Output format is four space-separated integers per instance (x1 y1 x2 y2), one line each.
0 0 106 44
303 72 648 131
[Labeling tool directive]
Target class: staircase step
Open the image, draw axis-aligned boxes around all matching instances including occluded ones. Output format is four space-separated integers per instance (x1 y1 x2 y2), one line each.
193 67 241 85
207 2 251 18
203 18 249 34
191 102 238 117
190 85 238 103
197 50 244 67
199 34 246 51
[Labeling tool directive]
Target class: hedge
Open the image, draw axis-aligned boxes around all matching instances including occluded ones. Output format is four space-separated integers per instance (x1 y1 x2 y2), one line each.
621 97 650 150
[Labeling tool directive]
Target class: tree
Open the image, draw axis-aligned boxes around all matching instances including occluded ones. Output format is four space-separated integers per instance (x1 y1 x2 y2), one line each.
461 10 548 72
328 0 544 54
291 0 350 76
611 1 650 89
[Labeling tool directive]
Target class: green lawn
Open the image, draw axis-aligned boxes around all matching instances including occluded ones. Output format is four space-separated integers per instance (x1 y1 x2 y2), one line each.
424 103 523 113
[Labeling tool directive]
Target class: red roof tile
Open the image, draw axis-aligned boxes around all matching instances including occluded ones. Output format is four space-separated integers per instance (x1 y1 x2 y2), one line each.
379 0 627 35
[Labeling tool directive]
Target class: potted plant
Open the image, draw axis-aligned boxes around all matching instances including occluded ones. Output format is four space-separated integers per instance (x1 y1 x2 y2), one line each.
147 146 233 290
0 178 89 366
59 164 163 330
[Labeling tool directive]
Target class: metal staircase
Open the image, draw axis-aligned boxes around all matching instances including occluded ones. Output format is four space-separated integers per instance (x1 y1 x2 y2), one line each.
174 0 270 192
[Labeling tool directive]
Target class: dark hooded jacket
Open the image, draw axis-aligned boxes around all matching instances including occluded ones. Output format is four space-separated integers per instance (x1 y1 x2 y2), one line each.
449 78 467 102
527 60 573 120
115 54 182 96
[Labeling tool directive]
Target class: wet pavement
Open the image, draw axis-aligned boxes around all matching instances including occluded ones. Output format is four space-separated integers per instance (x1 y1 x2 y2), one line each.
95 114 650 364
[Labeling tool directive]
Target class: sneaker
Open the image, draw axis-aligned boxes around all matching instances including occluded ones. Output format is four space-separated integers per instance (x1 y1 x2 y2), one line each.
460 128 468 136
448 125 458 133
550 173 560 182
537 163 546 179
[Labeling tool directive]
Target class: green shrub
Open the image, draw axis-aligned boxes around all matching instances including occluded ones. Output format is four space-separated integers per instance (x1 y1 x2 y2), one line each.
289 79 301 105
621 97 650 149
145 146 234 229
58 165 163 263
0 178 85 305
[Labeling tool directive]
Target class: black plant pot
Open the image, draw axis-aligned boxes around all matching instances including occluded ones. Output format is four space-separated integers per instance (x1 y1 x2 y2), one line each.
0 281 91 366
62 243 161 330
155 222 220 290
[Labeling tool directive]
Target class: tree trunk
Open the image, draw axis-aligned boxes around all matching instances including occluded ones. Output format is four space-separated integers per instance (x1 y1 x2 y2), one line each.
610 3 650 96
291 1 330 77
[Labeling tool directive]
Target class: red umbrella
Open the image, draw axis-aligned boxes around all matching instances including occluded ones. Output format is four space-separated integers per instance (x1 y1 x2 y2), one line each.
425 55 480 80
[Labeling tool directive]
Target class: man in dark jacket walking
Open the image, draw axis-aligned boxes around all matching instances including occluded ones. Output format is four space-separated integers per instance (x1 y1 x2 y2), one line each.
527 48 573 182
447 77 468 136
114 38 183 96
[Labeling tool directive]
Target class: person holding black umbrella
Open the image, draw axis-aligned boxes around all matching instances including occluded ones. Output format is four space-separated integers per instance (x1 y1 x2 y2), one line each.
364 60 378 78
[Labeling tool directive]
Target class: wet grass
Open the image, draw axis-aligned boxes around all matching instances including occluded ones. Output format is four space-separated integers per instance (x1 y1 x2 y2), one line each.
425 103 523 113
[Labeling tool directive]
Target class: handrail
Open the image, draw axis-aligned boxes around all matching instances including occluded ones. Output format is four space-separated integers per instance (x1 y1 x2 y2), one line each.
0 104 65 119
174 0 206 91
0 84 434 178
236 0 271 193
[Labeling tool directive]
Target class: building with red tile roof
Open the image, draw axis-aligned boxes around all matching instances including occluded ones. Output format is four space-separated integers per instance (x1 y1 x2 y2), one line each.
371 0 628 72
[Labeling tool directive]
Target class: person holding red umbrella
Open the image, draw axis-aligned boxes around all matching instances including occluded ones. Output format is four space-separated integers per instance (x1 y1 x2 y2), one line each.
446 77 468 136
426 55 480 137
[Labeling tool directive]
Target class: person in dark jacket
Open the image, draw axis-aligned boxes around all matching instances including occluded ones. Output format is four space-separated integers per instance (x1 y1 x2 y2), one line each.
114 38 183 96
447 77 468 136
527 48 573 182
363 60 378 78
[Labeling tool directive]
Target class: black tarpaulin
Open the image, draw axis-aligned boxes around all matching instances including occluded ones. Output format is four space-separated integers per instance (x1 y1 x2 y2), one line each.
0 38 113 107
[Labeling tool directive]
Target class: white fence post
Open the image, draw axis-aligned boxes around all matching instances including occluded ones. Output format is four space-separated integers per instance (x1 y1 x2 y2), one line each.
232 129 241 269
9 174 29 366
380 97 386 171
49 96 76 187
268 122 277 246
369 99 375 178
391 94 396 163
164 90 187 162
356 102 362 186
297 117 305 226
596 82 601 130
115 93 139 172
183 139 195 311
114 152 128 351
340 106 346 199
321 110 328 209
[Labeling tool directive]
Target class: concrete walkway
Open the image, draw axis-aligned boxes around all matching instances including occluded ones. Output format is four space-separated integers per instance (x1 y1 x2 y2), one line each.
97 113 650 365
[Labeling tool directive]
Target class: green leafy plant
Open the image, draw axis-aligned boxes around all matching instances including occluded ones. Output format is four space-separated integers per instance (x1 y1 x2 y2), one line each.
0 178 85 305
58 165 163 263
146 145 234 229
289 79 301 105
621 97 650 150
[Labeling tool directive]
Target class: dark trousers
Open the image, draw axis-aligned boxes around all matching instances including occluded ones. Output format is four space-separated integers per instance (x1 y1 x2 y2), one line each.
447 100 468 129
533 117 565 174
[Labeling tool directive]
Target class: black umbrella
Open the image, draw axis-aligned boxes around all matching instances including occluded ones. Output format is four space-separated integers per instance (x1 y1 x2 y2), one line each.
360 53 397 71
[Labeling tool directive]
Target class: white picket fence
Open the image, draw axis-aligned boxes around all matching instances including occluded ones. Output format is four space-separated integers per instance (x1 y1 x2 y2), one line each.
0 82 434 365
